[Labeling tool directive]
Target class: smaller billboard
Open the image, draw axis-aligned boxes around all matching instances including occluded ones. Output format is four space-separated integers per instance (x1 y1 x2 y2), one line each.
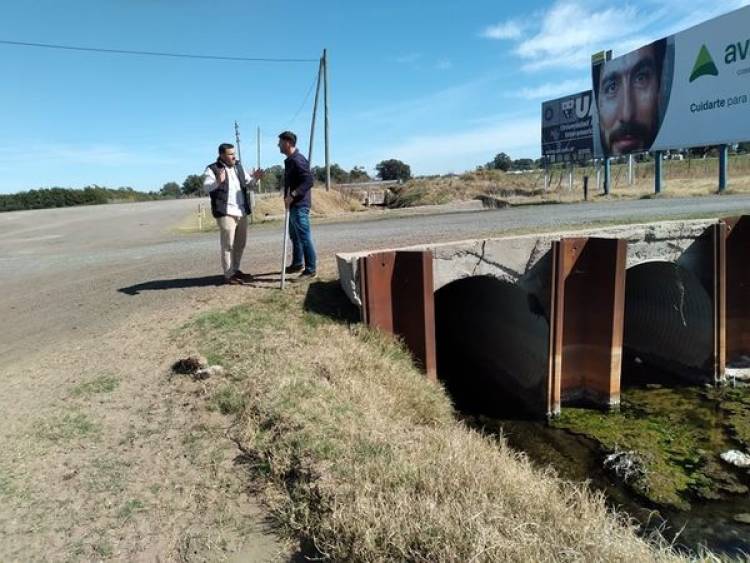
541 90 594 164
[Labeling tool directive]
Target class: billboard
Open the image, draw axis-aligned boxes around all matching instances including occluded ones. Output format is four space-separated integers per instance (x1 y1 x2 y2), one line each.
541 90 594 163
592 5 750 158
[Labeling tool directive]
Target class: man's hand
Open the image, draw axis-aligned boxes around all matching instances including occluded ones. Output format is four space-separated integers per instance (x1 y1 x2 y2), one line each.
252 168 265 180
217 168 227 183
284 195 293 209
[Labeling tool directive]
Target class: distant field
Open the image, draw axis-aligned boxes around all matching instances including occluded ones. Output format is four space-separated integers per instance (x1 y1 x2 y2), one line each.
391 154 750 208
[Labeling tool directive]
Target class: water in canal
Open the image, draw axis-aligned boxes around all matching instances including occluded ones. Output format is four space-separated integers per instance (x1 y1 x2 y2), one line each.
452 360 750 558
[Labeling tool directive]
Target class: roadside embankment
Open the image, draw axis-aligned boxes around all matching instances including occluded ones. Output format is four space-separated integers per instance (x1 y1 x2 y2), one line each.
181 280 687 561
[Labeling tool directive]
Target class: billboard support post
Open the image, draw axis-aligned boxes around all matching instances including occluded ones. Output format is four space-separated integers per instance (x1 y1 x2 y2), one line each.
719 145 728 193
603 158 611 195
544 158 549 191
628 154 634 185
655 151 663 194
568 164 573 191
596 160 601 192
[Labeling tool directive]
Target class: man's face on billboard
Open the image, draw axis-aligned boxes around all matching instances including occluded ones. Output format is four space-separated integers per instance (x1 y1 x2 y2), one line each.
597 45 660 156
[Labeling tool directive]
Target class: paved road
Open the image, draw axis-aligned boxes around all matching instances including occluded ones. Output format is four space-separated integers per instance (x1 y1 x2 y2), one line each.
1 195 749 363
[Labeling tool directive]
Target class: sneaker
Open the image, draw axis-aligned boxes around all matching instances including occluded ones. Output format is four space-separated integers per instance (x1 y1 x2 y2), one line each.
297 270 318 281
285 264 304 274
224 275 243 285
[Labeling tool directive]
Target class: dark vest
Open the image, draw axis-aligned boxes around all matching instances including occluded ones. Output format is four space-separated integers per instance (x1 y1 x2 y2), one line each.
207 160 252 218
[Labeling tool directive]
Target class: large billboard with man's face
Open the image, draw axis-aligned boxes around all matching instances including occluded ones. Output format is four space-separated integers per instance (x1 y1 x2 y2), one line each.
592 5 750 158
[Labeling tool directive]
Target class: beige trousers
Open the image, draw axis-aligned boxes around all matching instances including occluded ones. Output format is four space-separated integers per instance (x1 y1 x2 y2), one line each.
216 215 248 278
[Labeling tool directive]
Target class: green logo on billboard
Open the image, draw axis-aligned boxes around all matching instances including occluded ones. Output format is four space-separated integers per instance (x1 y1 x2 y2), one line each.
690 44 719 82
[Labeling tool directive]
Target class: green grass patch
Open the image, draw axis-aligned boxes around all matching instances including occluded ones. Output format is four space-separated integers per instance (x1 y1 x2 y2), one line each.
71 374 120 397
35 411 100 442
0 468 15 497
117 499 145 523
210 384 245 415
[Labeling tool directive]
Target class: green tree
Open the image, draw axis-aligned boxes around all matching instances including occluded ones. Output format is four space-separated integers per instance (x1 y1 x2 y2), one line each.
160 182 181 198
512 158 534 171
349 166 370 183
376 159 411 181
312 164 349 184
260 165 284 192
181 174 204 196
487 152 512 171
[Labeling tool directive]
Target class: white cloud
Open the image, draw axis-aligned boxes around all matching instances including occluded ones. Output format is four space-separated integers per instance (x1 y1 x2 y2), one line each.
436 58 453 70
395 52 422 64
512 78 589 99
514 0 664 71
481 20 524 40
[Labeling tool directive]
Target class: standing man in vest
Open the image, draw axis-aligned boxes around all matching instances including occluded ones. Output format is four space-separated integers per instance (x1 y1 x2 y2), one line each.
279 131 317 279
203 143 262 284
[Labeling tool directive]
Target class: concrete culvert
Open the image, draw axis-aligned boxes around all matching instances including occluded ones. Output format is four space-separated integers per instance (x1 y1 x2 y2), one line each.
623 261 713 383
435 276 549 417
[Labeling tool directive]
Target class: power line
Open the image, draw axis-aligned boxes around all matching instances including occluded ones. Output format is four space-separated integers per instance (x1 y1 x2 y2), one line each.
0 39 317 63
287 69 320 126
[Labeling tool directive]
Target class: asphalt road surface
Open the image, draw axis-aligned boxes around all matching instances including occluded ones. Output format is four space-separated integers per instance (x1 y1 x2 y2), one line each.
2 195 749 363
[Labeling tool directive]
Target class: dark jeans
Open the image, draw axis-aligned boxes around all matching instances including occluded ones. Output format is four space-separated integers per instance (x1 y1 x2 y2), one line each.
289 206 317 272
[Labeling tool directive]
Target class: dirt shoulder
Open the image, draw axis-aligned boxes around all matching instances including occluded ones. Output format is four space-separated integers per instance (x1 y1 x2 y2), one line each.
0 281 290 562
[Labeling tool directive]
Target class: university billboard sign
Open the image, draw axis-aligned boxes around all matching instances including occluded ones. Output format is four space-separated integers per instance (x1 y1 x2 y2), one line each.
541 90 594 163
592 5 750 158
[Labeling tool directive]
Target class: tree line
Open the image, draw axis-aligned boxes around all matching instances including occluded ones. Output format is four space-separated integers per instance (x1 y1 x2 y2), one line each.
0 186 161 213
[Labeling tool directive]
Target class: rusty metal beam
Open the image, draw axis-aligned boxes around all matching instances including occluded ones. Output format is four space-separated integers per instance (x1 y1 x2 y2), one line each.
725 215 750 366
713 222 727 382
359 250 437 381
548 237 626 415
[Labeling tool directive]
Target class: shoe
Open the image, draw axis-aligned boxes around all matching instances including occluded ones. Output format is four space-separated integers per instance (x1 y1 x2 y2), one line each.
297 270 317 280
285 264 304 274
224 276 243 285
234 270 254 282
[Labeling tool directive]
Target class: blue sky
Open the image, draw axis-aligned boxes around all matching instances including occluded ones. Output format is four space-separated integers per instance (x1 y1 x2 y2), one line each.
0 0 747 194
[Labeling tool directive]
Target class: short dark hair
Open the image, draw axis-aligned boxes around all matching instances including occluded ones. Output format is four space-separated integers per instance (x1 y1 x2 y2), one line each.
278 131 297 146
218 143 235 155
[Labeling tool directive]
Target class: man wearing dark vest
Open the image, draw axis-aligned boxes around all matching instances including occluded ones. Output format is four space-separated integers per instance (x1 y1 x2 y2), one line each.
203 143 262 284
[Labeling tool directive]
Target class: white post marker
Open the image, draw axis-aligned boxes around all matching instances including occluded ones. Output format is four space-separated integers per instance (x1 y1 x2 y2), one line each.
280 203 290 290
198 202 203 232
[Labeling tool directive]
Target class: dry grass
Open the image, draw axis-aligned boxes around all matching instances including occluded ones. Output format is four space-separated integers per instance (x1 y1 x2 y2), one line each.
393 154 750 208
176 187 365 233
184 283 699 562
253 186 365 220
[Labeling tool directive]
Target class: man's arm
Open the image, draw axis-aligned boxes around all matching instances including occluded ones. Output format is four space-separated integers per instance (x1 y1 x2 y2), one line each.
203 167 220 193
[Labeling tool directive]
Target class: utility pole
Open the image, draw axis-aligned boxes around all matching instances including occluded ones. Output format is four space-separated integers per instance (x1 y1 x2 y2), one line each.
234 121 242 163
257 126 262 192
308 56 323 164
323 48 331 191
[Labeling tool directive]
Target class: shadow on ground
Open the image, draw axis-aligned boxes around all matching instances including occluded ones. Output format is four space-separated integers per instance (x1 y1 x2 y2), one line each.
118 275 226 295
303 280 360 324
